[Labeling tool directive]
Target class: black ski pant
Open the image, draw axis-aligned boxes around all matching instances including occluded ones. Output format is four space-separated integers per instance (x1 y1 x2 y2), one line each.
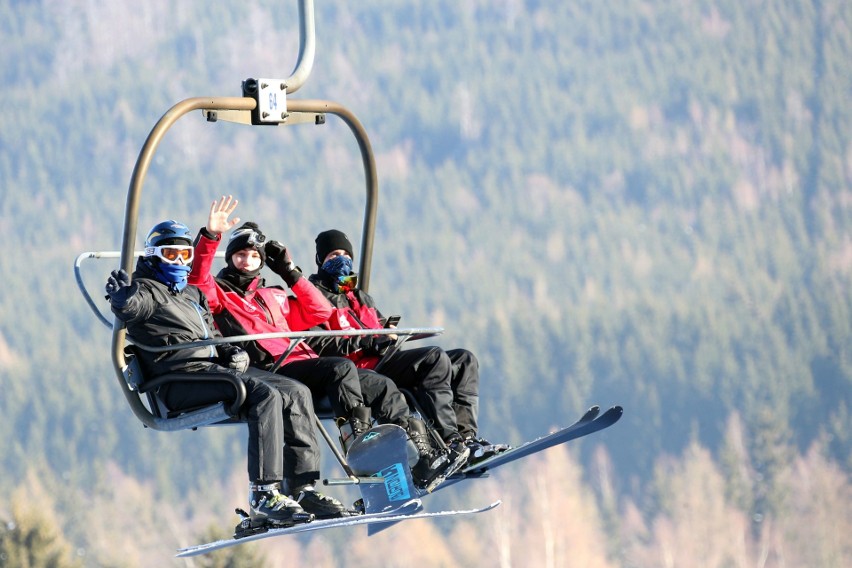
446 348 480 439
373 346 460 441
276 357 411 431
157 364 320 485
271 357 364 420
357 368 410 428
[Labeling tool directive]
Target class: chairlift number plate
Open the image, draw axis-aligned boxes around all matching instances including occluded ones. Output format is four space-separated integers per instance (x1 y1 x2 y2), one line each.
257 78 287 123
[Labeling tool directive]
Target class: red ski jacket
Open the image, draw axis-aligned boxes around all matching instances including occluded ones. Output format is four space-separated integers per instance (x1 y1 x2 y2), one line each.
306 272 387 369
189 233 333 365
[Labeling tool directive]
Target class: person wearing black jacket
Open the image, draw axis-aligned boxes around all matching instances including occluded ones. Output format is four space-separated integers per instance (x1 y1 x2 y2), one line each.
106 220 352 523
306 229 509 465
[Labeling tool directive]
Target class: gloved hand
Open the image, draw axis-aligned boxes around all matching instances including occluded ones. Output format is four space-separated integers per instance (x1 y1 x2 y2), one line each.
265 240 294 272
265 240 300 286
360 335 395 357
218 344 249 374
105 269 138 308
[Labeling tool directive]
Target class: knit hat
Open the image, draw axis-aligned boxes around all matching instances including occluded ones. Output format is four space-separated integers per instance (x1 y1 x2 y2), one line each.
315 229 354 266
226 222 267 267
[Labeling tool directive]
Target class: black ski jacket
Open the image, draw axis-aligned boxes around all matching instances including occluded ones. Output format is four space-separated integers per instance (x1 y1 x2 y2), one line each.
110 259 220 377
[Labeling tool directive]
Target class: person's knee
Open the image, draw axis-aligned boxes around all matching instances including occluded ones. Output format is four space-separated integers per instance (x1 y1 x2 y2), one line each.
330 357 359 382
283 380 314 408
424 347 452 371
451 349 478 372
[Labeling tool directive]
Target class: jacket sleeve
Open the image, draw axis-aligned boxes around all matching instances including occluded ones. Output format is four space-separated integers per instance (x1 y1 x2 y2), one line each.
110 280 155 324
188 230 224 314
285 278 335 330
305 319 368 357
304 289 384 357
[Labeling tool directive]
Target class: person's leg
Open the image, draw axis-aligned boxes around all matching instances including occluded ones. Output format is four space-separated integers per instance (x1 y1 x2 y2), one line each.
357 368 409 427
159 368 309 525
278 357 364 418
278 357 372 453
243 367 320 485
248 367 354 519
444 350 510 463
447 348 480 439
377 346 460 442
357 368 469 491
160 369 284 482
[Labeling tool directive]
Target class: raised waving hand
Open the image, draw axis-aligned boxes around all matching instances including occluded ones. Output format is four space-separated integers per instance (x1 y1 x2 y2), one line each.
207 195 241 235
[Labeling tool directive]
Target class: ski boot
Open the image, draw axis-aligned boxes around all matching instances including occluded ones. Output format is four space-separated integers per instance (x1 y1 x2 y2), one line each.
292 483 358 519
407 418 470 493
336 405 372 454
463 436 511 467
247 482 313 529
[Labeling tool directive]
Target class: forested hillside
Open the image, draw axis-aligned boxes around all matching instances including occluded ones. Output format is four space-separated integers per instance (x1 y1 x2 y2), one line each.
1 1 850 566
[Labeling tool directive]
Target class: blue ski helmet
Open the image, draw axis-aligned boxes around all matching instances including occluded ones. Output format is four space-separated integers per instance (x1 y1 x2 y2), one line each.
145 220 193 249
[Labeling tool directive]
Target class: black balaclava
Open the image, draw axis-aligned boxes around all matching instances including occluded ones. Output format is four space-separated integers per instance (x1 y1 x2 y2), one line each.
315 229 357 292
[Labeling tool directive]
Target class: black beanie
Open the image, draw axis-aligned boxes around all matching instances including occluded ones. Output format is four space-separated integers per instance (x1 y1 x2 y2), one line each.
226 222 267 267
315 229 354 266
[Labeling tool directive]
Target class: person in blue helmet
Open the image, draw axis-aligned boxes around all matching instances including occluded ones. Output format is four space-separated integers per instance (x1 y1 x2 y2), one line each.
106 220 354 525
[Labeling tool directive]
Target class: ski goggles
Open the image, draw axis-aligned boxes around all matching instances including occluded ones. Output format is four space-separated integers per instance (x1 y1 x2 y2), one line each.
145 245 194 264
336 274 358 292
231 227 266 248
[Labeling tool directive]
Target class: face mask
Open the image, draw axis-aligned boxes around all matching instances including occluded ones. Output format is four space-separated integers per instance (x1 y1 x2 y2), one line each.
321 255 353 279
154 263 191 292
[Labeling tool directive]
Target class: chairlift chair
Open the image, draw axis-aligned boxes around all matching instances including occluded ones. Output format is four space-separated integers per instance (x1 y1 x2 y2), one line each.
74 0 442 484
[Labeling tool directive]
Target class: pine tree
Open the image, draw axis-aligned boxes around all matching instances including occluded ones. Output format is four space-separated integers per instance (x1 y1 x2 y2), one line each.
0 493 82 568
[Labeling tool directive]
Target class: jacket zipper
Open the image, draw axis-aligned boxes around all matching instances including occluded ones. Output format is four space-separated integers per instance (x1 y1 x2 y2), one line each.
189 299 217 358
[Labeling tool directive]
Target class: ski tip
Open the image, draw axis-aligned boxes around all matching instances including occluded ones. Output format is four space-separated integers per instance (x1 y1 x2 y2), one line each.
606 405 624 420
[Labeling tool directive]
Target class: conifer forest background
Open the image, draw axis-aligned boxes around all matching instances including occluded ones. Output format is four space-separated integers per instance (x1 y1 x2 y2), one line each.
0 0 850 566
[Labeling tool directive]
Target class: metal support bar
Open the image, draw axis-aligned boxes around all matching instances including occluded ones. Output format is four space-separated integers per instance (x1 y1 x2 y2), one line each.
314 415 358 480
286 99 378 291
286 0 316 94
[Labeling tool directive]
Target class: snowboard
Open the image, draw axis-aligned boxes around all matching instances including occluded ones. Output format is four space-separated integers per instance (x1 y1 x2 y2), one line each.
175 499 502 557
345 423 420 514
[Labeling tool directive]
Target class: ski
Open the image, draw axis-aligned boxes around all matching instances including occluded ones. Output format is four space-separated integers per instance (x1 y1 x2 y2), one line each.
442 405 623 488
463 404 600 464
366 405 618 536
175 499 501 557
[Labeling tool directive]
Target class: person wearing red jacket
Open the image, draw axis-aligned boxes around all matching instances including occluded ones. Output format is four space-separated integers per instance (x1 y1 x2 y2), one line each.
307 229 509 465
189 196 466 492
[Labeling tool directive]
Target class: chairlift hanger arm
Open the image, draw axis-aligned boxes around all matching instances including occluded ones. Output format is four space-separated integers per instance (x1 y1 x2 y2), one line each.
119 97 377 293
287 0 316 95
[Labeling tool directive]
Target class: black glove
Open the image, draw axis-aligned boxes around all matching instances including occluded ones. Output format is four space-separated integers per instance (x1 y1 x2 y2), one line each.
105 269 138 308
265 240 301 286
360 335 395 357
218 344 249 374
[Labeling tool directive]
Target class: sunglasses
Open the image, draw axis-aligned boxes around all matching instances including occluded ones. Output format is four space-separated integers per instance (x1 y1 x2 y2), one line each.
145 245 194 264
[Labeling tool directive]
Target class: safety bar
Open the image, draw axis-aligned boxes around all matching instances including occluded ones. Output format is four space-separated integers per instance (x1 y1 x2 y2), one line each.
128 327 442 353
75 250 226 329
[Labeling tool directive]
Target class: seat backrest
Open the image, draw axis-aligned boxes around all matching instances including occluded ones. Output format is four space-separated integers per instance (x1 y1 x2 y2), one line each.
122 346 238 430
